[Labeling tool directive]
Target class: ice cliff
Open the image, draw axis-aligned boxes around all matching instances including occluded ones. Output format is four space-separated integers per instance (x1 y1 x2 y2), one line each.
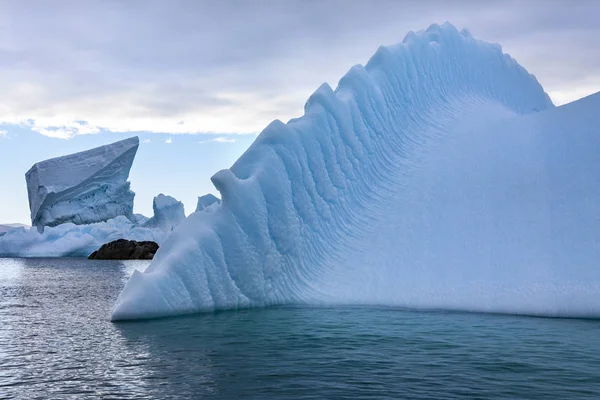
26 137 139 232
112 23 600 320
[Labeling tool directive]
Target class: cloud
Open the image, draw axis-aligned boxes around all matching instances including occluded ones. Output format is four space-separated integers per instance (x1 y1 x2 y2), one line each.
29 120 100 139
165 137 172 144
0 0 598 139
142 138 152 144
0 129 7 138
212 137 237 143
198 136 237 144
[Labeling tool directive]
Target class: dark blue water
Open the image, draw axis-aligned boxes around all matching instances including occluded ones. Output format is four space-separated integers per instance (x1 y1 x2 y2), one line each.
1 258 600 399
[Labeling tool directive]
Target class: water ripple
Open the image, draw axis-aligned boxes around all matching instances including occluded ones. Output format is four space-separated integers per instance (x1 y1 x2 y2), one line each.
1 258 600 399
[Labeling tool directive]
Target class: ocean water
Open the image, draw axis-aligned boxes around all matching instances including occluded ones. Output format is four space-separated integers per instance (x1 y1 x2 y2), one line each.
1 258 599 399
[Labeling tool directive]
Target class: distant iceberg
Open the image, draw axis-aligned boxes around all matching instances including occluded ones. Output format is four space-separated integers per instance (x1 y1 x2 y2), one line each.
195 194 220 213
112 22 600 321
143 194 186 233
26 137 139 232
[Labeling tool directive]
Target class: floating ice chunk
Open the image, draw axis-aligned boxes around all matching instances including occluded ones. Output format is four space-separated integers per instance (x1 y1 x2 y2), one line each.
143 194 186 232
26 137 139 232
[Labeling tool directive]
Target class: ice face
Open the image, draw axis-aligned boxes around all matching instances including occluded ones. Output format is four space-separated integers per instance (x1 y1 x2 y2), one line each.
143 194 186 232
26 137 139 232
195 194 220 213
112 23 599 321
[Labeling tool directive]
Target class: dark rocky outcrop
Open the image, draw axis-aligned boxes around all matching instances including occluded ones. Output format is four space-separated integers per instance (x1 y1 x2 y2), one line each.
88 239 159 260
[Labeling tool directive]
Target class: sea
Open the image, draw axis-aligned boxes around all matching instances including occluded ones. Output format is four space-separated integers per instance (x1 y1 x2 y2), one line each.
1 257 599 399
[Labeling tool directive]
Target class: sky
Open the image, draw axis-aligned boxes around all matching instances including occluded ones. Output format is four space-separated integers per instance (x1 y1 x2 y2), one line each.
0 0 599 224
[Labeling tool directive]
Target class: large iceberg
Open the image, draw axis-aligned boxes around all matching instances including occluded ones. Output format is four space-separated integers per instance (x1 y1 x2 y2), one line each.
26 137 139 232
112 23 600 321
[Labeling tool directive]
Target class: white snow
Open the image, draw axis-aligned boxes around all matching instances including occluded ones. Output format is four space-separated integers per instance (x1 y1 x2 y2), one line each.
195 194 220 213
108 22 598 320
143 194 186 232
26 137 139 231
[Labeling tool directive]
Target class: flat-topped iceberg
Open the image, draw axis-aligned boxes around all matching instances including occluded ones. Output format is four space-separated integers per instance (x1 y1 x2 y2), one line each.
26 137 139 232
112 23 600 321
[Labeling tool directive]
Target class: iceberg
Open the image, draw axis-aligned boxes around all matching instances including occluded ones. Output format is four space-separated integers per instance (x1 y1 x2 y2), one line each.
143 194 186 232
112 23 600 321
195 194 220 213
26 137 139 232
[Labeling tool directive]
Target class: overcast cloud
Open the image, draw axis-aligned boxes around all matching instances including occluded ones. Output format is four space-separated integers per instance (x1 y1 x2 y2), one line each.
0 0 598 138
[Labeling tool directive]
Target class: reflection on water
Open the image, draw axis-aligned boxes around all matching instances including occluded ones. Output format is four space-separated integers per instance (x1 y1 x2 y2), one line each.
1 258 600 399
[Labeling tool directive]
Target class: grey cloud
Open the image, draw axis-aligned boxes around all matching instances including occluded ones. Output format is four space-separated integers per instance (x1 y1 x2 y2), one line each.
0 0 598 135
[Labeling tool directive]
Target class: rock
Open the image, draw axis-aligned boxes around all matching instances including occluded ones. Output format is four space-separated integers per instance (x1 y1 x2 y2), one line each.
88 238 159 260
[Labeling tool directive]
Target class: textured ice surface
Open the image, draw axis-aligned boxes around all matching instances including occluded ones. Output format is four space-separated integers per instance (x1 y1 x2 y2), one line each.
26 137 139 231
112 23 600 321
0 216 166 257
143 194 186 232
195 194 220 213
